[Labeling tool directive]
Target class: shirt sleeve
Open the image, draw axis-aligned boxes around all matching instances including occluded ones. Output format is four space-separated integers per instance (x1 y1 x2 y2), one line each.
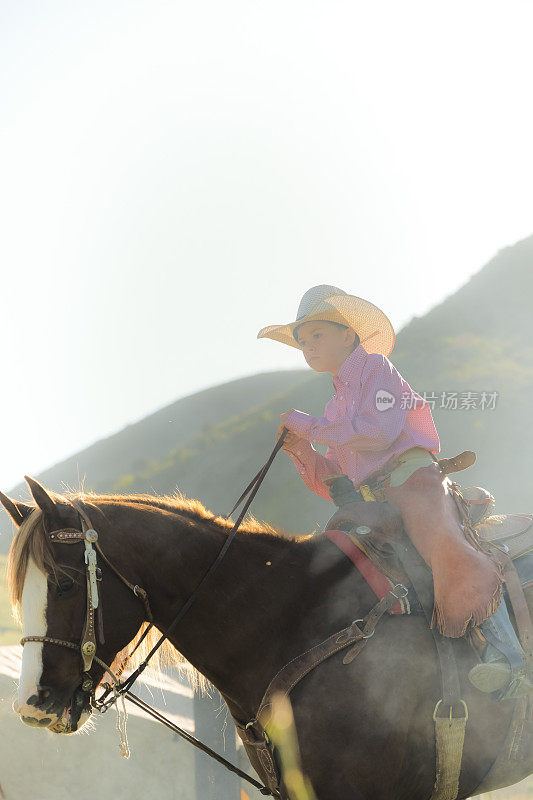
284 354 410 451
283 439 341 501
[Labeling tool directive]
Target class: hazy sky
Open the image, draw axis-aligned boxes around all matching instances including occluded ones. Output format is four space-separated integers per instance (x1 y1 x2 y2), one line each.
1 1 533 491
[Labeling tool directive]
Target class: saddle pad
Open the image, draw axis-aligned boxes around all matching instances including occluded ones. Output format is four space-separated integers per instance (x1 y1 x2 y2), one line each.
325 529 409 615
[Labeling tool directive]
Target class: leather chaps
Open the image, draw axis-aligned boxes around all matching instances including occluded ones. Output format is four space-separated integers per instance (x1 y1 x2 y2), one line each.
382 462 503 637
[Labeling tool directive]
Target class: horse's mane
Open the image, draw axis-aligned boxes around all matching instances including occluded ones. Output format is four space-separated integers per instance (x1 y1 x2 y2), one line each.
7 489 308 694
80 488 288 537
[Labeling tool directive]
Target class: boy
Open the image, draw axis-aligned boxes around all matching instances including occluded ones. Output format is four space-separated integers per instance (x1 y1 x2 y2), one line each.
258 284 530 698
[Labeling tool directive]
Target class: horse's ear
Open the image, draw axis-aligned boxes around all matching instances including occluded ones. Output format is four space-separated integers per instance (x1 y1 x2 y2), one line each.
0 490 34 527
24 476 59 517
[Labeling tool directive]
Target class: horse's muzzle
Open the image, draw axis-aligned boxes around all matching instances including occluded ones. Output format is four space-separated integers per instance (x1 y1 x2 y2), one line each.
14 683 91 732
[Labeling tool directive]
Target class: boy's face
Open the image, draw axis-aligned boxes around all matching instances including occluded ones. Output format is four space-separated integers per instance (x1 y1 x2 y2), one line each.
294 321 358 375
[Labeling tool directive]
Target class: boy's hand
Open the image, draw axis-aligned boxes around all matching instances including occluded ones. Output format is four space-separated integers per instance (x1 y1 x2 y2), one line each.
277 423 305 451
277 410 304 451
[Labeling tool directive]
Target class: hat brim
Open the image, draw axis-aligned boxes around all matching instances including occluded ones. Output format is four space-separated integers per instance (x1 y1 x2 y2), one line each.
257 294 395 357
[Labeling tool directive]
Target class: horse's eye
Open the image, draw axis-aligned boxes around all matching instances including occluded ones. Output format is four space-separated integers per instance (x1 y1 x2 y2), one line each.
52 575 76 597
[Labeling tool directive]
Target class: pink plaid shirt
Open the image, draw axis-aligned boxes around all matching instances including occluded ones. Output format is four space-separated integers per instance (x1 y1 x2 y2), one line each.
283 344 440 500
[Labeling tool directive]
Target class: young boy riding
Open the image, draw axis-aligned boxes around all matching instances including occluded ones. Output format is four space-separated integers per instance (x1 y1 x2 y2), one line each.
258 284 531 698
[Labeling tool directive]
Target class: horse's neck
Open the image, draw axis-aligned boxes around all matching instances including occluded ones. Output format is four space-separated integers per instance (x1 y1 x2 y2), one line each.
123 506 357 717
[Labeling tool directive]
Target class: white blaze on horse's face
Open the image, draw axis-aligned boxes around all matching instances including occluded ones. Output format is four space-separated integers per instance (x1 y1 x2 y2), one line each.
14 558 49 719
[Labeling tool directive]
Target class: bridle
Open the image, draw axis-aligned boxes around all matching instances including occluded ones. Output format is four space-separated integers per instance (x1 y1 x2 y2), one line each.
20 496 153 703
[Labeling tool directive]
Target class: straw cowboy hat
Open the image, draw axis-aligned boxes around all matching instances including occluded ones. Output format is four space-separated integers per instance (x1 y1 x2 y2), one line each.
257 284 395 356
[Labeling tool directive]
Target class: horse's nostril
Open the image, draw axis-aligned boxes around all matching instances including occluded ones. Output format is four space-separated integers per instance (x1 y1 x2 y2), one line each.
36 685 54 706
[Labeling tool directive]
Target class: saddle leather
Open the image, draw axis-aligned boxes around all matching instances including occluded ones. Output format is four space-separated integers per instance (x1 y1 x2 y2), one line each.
436 450 477 475
325 500 403 540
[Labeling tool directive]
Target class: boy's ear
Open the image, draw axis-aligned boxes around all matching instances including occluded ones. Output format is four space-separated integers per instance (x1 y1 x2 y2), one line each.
345 328 358 347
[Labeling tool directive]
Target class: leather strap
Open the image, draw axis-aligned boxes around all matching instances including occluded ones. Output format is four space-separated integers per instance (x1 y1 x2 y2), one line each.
343 590 406 664
434 450 477 475
391 535 468 800
234 722 283 798
502 558 533 663
484 544 533 677
49 517 101 671
391 536 463 708
481 627 526 683
93 540 153 622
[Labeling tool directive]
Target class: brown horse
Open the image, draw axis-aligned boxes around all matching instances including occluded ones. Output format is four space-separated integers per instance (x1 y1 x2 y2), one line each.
1 476 532 800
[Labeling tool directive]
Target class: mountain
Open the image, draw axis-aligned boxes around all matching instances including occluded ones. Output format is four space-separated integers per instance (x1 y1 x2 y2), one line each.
1 233 533 558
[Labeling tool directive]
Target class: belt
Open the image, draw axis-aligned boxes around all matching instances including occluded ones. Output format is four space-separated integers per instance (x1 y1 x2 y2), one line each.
357 448 437 502
357 478 390 503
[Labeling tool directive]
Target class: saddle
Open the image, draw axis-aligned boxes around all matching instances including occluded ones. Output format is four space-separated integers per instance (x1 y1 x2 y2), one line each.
324 451 533 623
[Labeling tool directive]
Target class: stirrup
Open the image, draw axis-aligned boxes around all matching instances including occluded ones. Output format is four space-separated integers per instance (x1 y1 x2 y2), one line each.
468 659 533 698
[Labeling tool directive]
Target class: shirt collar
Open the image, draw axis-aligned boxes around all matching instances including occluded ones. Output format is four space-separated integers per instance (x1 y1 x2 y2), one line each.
332 344 367 391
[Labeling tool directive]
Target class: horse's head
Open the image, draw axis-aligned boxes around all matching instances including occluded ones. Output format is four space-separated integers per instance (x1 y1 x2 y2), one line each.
1 478 146 734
